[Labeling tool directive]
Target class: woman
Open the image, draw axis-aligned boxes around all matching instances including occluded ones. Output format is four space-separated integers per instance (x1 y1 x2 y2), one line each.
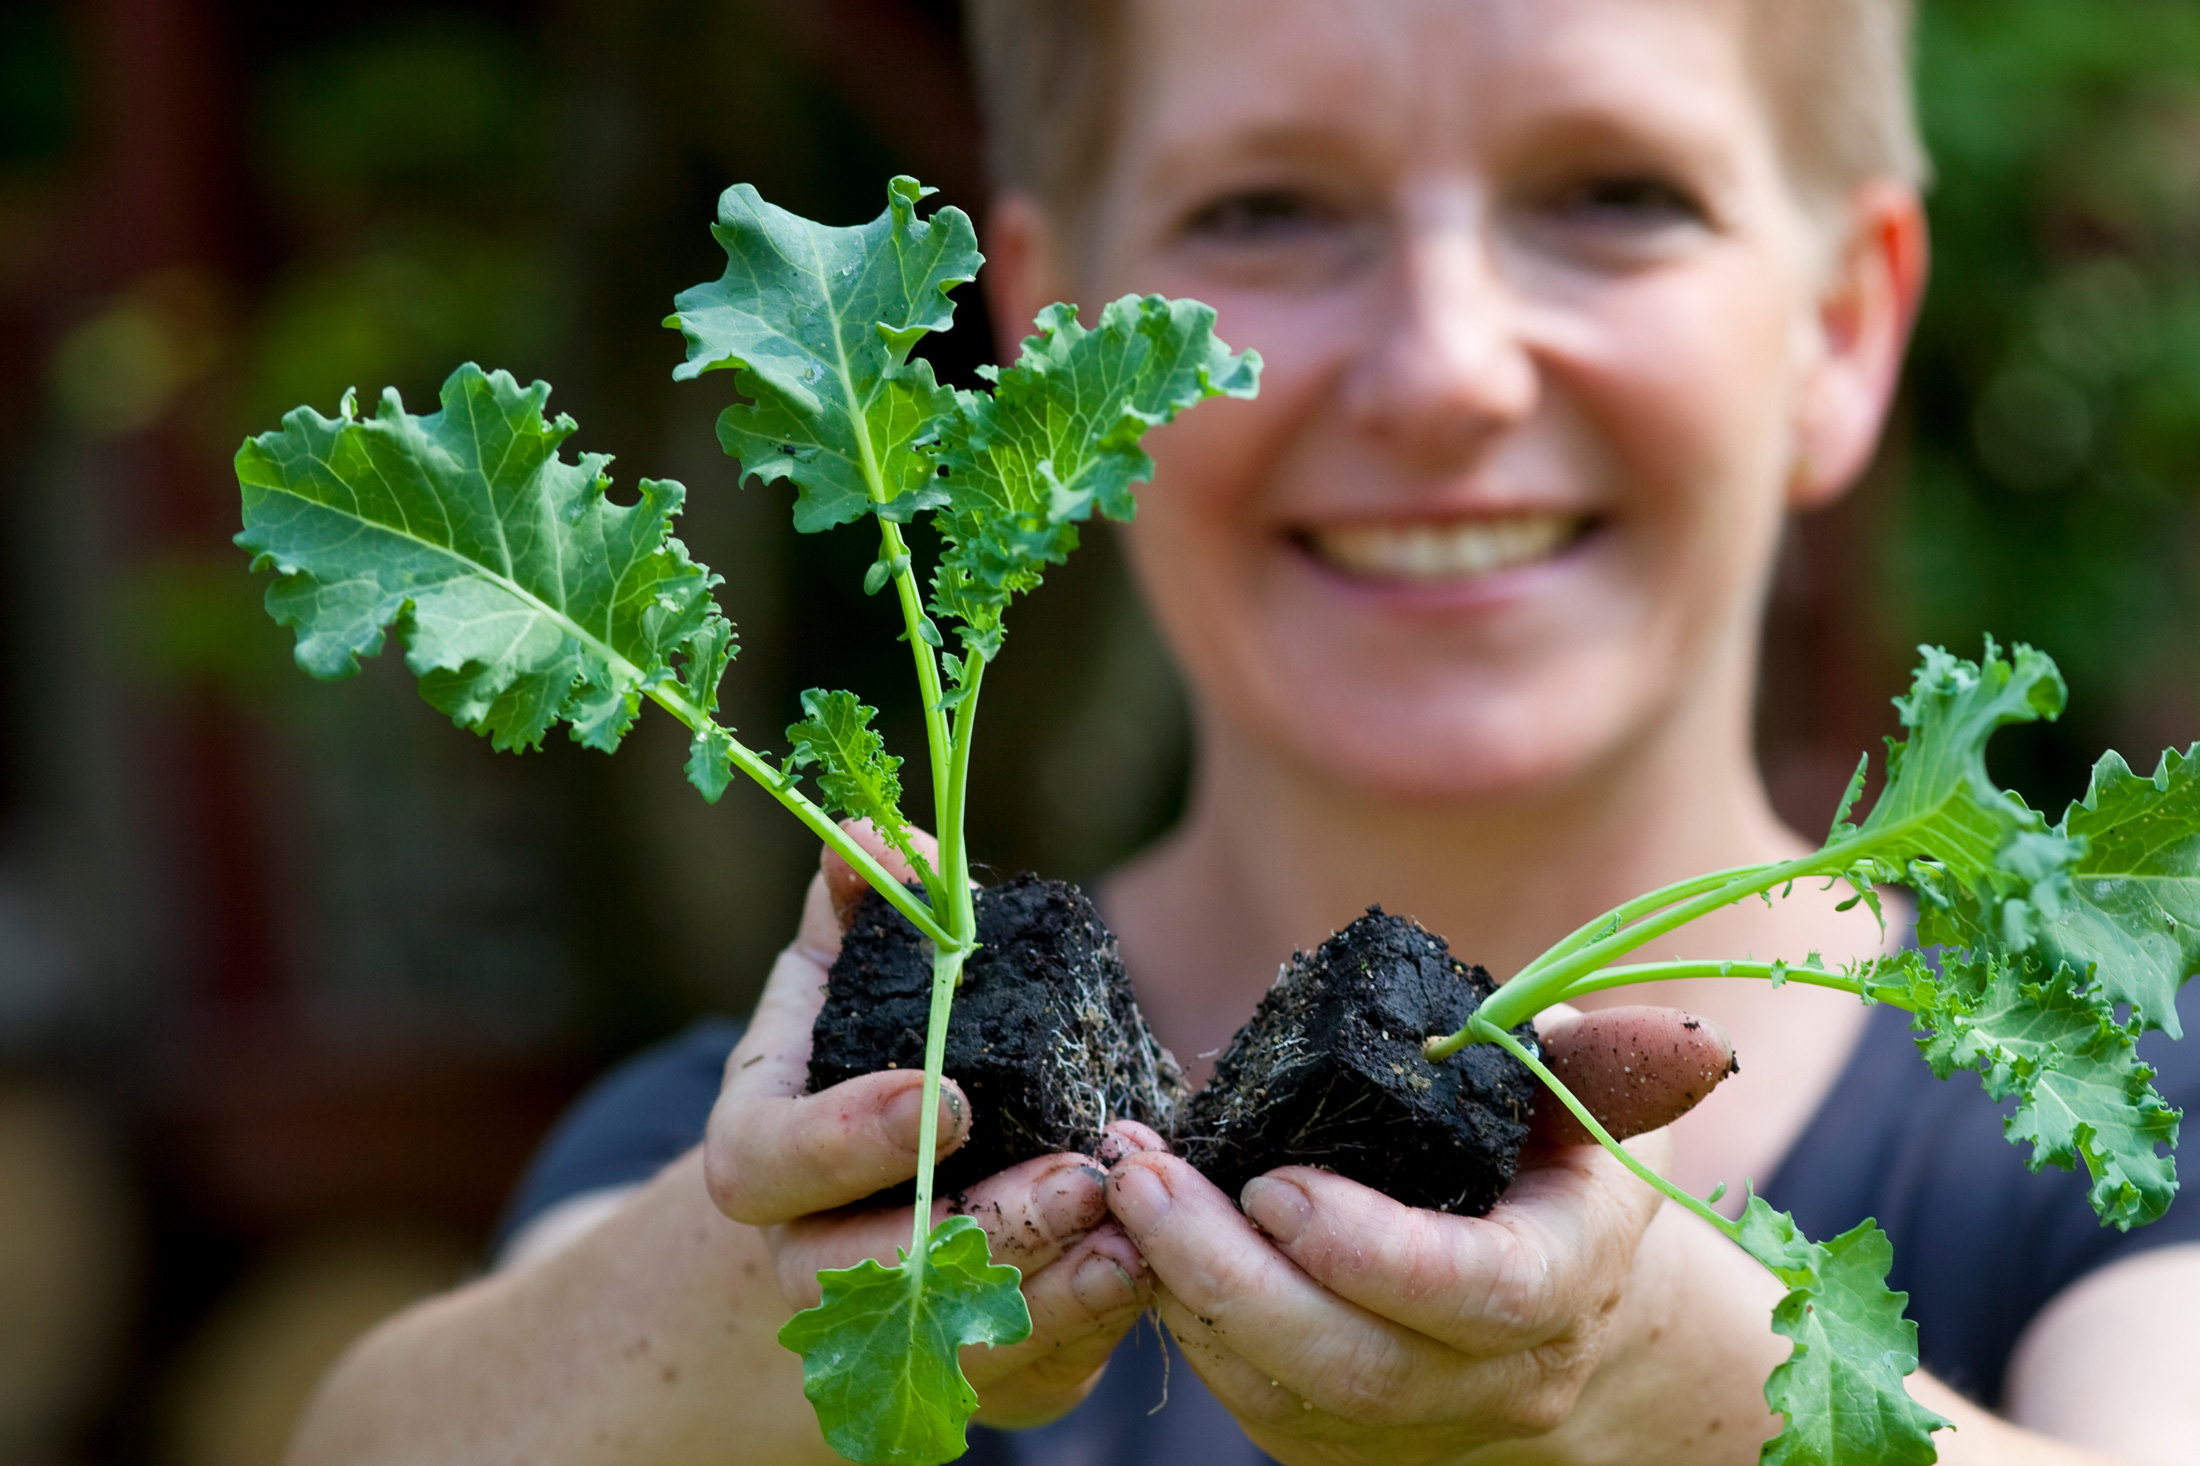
289 2 2200 1462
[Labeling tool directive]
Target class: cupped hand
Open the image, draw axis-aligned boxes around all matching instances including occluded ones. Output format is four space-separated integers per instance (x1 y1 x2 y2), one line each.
703 823 1159 1429
1105 1004 1739 1466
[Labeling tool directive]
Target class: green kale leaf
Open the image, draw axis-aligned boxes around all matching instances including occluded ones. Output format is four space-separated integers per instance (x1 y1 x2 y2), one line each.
669 175 980 531
928 295 1260 660
777 1216 1031 1466
2035 745 2200 1038
1853 641 2077 946
1736 1199 1949 1466
1876 948 2180 1228
234 363 723 754
785 688 933 894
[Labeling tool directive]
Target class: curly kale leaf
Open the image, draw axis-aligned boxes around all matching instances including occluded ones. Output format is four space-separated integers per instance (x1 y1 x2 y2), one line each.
669 175 980 531
2035 745 2200 1038
1874 947 2180 1228
234 363 725 755
778 1216 1030 1466
1736 1199 1950 1466
927 295 1260 661
784 688 935 896
1852 641 2078 945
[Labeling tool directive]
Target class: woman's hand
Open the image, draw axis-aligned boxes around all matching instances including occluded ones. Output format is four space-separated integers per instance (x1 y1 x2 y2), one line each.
1104 1007 1753 1466
703 824 1160 1430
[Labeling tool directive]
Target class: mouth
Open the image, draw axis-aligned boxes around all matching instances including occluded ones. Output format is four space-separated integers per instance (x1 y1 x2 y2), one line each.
1298 513 1592 583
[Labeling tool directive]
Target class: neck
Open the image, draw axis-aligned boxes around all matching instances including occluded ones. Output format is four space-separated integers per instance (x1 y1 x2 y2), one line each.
1102 640 1855 1077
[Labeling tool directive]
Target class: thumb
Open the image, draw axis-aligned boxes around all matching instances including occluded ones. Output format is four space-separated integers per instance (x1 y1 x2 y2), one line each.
820 819 941 931
1528 1004 1738 1146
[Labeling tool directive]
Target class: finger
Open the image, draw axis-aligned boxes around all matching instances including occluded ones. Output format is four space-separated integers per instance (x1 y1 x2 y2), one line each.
1105 1153 1461 1424
707 1071 969 1226
823 819 941 932
1237 1139 1660 1356
1095 1119 1169 1166
775 1153 1111 1305
1533 1005 1737 1145
967 1225 1153 1425
705 939 971 1224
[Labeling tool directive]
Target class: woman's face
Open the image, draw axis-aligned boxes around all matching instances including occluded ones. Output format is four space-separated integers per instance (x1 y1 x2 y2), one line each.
1034 0 1905 803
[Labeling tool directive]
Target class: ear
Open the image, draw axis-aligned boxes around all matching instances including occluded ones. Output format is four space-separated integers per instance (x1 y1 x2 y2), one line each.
982 192 1075 363
1788 180 1930 511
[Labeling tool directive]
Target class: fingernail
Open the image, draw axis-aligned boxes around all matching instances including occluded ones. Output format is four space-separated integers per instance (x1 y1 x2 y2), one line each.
1241 1176 1311 1245
1108 1163 1172 1232
1071 1251 1141 1312
880 1084 967 1154
1037 1162 1108 1240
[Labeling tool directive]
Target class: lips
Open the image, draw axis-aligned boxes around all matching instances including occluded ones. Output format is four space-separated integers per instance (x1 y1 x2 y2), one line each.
1300 513 1588 583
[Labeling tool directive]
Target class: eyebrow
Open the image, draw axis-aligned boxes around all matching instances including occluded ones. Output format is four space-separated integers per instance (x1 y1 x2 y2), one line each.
1139 120 1393 202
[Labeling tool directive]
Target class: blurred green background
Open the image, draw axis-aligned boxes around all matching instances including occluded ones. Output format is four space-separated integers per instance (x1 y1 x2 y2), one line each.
0 1 2193 1461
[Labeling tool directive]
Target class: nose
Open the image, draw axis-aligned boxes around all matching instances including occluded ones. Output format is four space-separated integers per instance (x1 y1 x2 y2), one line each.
1341 209 1539 468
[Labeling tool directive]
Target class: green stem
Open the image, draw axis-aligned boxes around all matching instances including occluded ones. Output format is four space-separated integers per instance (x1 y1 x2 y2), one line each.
942 656 985 919
1511 865 1771 986
642 683 956 950
1554 959 1899 1007
911 940 971 1258
1476 839 1875 1035
1474 1019 1738 1242
878 519 952 829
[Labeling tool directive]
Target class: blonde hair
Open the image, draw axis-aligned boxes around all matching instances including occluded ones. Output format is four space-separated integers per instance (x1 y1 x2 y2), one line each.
964 0 1928 217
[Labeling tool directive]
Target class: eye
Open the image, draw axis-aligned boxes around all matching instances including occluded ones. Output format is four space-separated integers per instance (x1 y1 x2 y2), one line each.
1182 187 1342 243
1548 173 1708 229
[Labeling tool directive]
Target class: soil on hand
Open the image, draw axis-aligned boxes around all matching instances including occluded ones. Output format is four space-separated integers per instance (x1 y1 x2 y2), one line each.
1176 907 1537 1216
811 874 1187 1202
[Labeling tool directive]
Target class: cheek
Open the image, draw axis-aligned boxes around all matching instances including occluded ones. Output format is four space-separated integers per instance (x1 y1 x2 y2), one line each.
1574 268 1801 620
1115 283 1363 709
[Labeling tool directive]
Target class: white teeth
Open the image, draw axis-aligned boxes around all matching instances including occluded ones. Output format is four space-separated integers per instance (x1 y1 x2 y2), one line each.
1308 514 1581 582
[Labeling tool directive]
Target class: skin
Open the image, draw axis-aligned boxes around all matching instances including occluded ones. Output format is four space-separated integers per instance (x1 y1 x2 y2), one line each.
286 0 2200 1462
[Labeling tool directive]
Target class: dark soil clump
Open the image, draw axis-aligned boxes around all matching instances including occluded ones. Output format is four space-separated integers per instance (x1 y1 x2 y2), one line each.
810 873 1186 1201
1176 907 1537 1216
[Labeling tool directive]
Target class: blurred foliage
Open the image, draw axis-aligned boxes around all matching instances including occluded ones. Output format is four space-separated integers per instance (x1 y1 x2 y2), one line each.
236 15 565 437
1904 0 2200 797
0 2 72 173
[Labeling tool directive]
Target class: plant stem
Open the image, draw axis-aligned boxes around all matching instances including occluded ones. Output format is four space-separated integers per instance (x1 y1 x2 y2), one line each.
1473 1019 1739 1242
942 657 985 922
1554 959 1899 1007
878 518 953 832
1510 865 1771 986
1472 839 1875 1038
911 939 971 1258
643 684 955 948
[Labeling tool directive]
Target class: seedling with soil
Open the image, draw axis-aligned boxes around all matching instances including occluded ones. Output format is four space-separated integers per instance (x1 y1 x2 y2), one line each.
235 177 2196 1466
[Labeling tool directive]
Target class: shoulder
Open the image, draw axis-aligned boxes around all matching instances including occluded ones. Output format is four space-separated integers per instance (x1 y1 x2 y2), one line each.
493 1018 745 1253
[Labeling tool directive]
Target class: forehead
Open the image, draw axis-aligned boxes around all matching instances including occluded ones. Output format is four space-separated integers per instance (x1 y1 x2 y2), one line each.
1118 0 1770 184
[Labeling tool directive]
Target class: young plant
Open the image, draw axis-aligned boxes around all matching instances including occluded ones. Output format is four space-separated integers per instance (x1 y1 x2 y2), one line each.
233 175 1258 1465
1425 641 2194 1465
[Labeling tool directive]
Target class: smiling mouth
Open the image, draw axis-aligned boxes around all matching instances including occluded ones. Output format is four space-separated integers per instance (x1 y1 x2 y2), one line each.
1300 513 1590 583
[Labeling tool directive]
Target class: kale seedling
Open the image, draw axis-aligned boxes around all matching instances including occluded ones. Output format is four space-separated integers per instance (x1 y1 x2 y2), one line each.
233 175 1257 1465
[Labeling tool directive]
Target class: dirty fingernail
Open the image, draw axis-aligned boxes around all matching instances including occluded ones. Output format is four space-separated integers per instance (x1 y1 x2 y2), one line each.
1071 1251 1142 1312
881 1083 967 1154
1038 1162 1108 1239
1242 1176 1311 1246
1108 1164 1172 1231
